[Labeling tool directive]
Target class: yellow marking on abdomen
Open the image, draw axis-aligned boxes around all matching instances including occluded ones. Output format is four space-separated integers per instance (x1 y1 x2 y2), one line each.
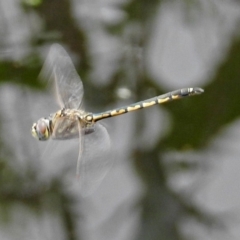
171 95 181 100
101 113 111 118
111 109 126 116
127 105 141 111
157 98 170 104
142 101 156 108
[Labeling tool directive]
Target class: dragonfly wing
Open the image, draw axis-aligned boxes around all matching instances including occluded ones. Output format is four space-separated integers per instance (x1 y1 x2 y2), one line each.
41 44 84 109
79 123 111 196
51 117 111 196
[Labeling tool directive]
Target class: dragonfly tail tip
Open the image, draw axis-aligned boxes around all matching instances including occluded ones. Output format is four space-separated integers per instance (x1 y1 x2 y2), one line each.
193 87 204 94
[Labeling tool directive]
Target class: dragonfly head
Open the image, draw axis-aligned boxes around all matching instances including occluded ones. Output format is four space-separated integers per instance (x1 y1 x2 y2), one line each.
31 118 51 141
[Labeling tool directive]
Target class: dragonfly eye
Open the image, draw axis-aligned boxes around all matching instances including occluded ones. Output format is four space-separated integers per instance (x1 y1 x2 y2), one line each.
31 118 50 141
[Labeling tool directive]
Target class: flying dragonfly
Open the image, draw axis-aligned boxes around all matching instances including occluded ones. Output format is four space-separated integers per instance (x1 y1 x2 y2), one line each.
31 44 204 178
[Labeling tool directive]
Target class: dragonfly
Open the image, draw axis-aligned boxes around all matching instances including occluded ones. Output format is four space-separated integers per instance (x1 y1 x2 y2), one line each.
31 44 204 179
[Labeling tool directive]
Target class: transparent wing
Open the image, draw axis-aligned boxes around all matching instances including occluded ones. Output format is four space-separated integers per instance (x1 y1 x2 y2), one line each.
41 44 84 109
78 123 112 196
40 128 111 197
48 116 111 196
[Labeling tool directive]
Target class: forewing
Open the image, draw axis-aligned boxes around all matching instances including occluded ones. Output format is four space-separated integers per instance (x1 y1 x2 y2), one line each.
41 44 84 109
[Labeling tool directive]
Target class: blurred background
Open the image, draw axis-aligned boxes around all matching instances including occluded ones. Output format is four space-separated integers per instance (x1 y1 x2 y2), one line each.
0 0 240 239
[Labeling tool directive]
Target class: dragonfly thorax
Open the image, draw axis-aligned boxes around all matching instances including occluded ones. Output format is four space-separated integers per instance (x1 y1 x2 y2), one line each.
56 108 95 127
44 108 95 140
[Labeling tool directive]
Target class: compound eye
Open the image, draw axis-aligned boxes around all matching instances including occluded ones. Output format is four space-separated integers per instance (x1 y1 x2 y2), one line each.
32 118 50 141
37 120 47 135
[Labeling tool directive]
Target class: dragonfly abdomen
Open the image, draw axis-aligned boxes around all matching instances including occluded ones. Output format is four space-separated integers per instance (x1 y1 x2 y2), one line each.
92 87 204 122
